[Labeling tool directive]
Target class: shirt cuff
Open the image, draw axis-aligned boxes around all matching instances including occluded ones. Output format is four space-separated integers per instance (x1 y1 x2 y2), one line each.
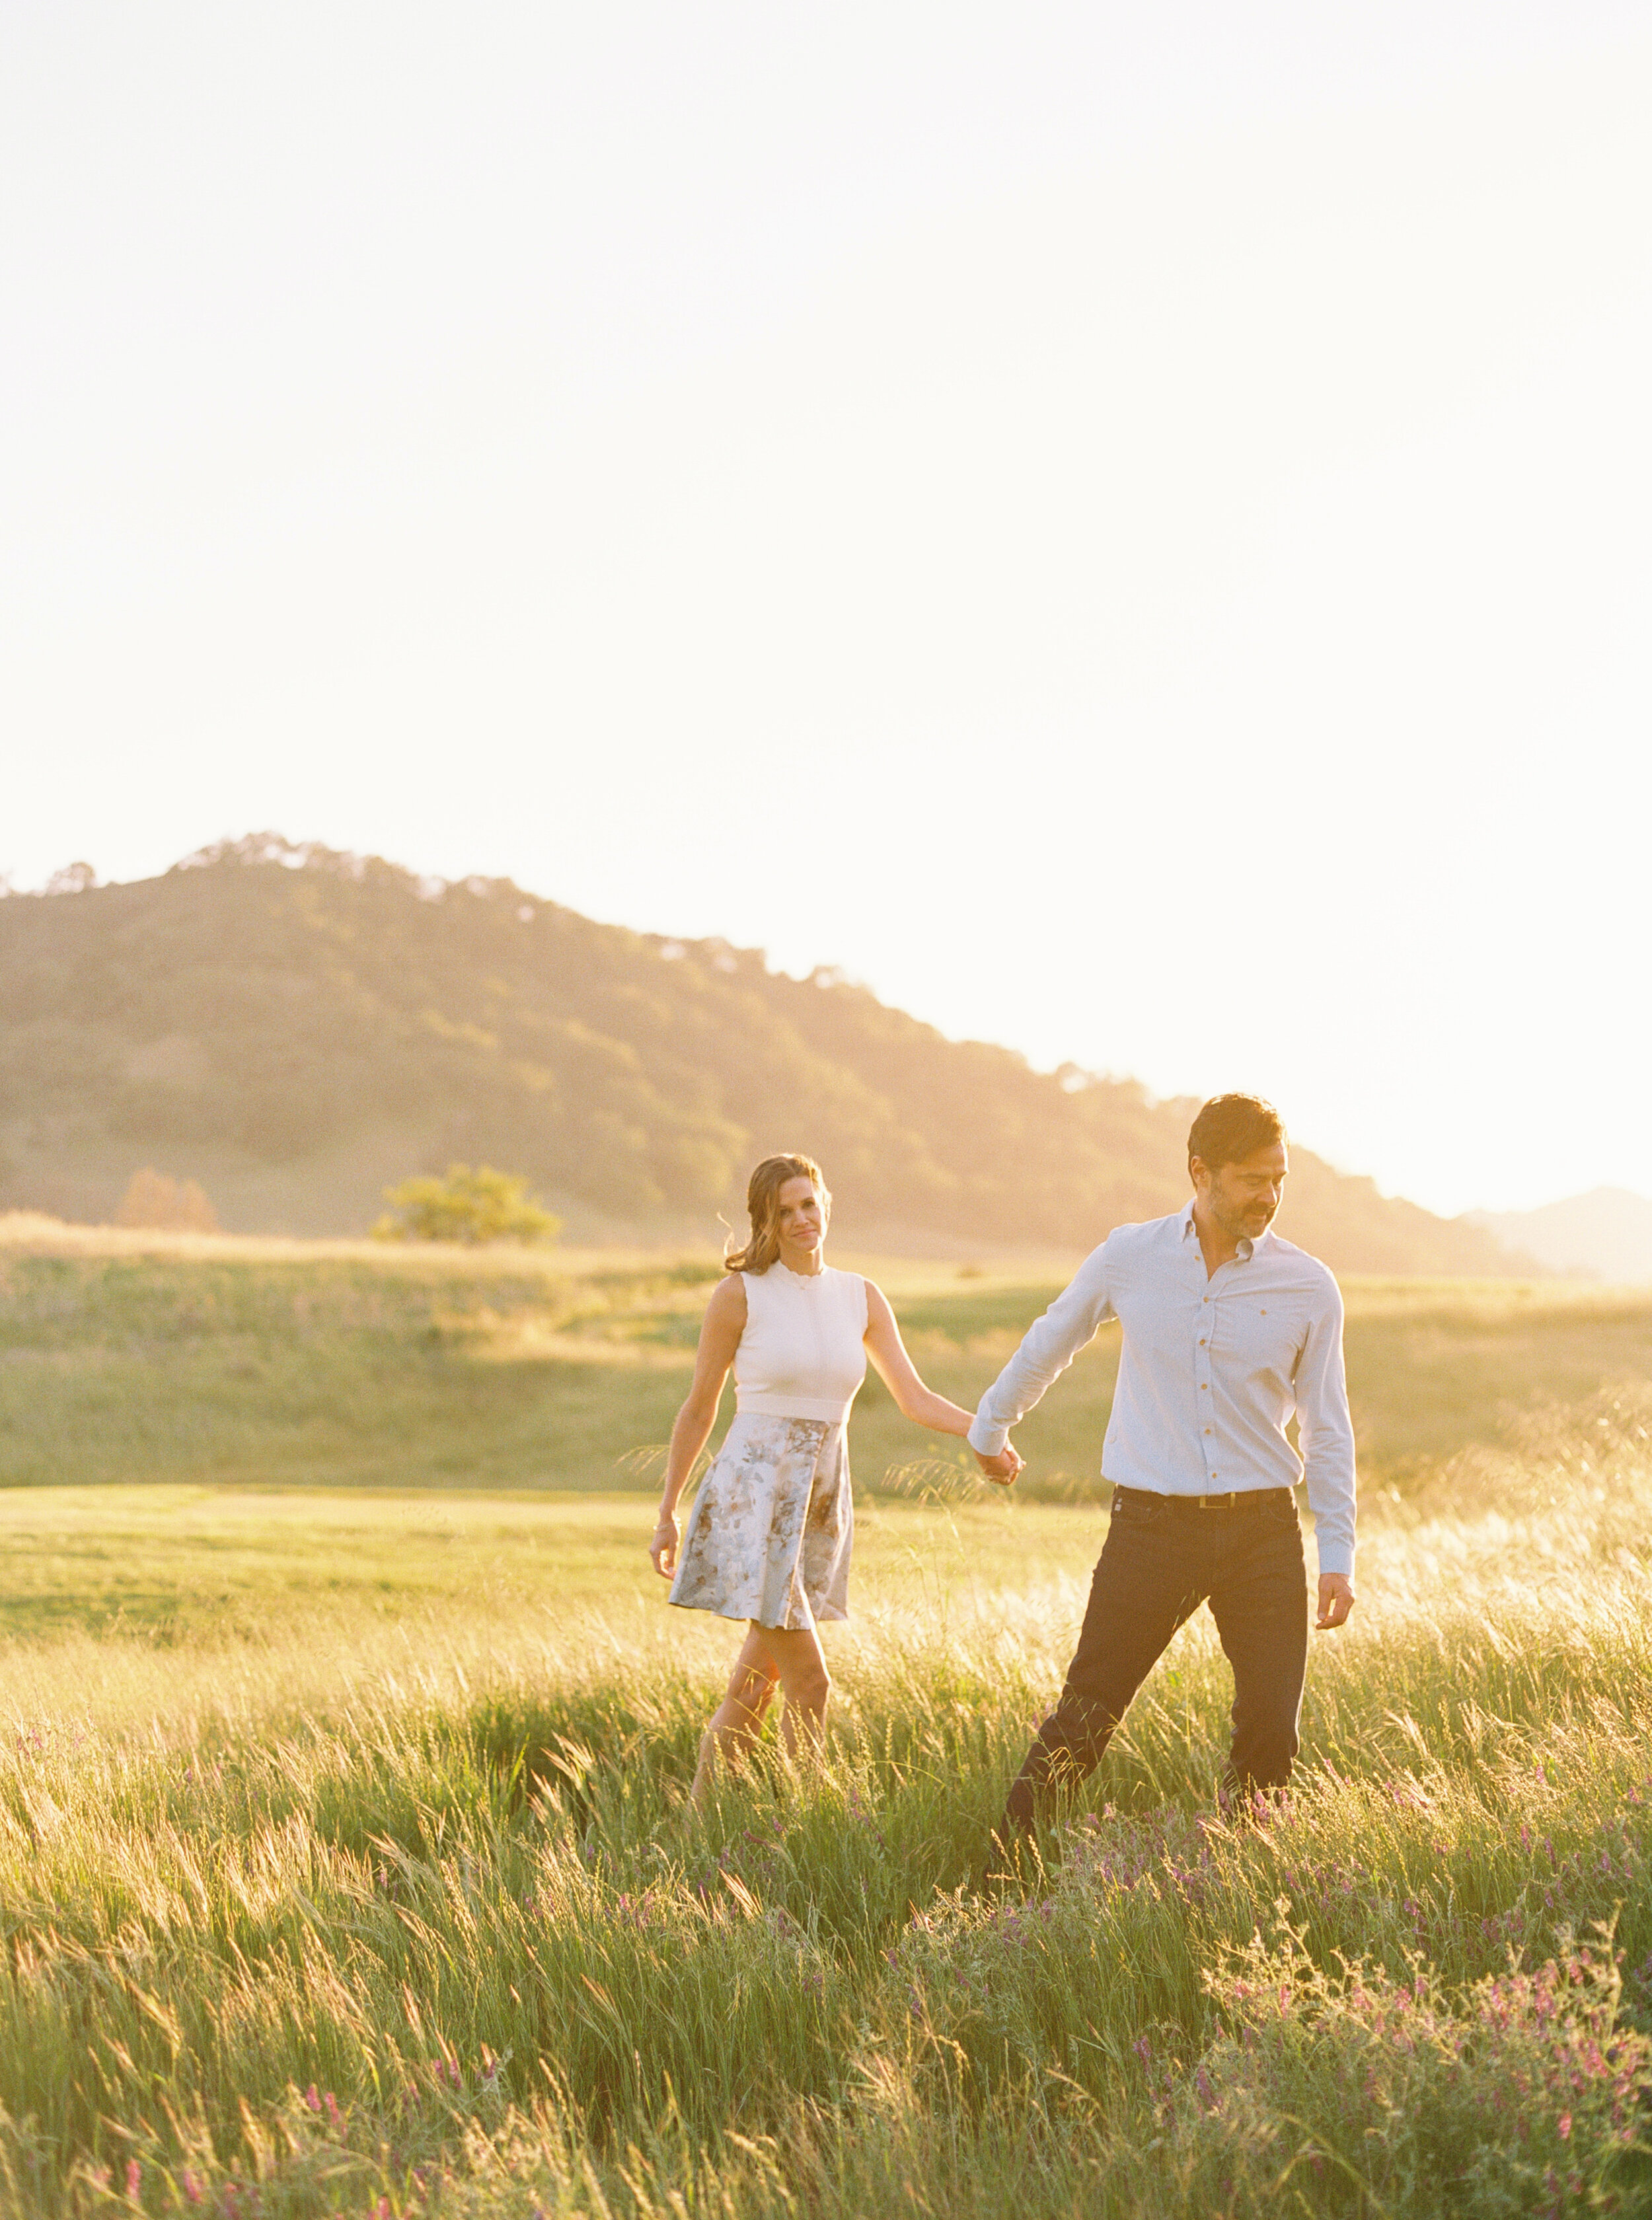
967 1414 1007 1457
1316 1541 1355 1580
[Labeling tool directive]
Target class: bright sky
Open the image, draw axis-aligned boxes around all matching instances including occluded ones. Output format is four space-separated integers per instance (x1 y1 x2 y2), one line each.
4 5 1648 1217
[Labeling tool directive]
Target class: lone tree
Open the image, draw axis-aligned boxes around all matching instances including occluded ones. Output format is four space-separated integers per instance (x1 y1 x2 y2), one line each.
115 1167 219 1233
372 1163 562 1246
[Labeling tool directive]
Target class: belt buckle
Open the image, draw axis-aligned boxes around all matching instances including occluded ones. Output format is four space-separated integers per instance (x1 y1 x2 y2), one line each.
1197 1491 1233 1510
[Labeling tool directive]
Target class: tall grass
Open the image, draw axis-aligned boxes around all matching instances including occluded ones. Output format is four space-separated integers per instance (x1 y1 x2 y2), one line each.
1 1397 1650 2213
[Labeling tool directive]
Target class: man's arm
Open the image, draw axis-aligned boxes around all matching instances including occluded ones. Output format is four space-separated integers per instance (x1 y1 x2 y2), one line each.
1295 1276 1357 1628
967 1244 1115 1460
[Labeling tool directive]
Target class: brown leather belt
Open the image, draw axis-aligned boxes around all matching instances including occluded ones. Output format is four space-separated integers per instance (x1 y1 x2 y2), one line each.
1112 1485 1294 1514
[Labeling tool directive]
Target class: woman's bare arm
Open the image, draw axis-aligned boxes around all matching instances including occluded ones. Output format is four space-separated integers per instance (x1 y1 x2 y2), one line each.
863 1282 1020 1482
650 1275 746 1577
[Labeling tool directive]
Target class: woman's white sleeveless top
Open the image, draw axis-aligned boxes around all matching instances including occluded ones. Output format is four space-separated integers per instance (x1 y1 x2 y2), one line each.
733 1265 869 1424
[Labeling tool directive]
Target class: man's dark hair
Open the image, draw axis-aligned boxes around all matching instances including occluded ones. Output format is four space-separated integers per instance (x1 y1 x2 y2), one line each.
1187 1093 1287 1175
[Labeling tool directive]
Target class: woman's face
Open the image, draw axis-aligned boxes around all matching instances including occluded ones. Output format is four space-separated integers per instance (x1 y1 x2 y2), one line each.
774 1175 827 1263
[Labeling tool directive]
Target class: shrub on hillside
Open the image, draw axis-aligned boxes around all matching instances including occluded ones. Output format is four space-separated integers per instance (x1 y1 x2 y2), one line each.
114 1167 219 1232
372 1162 561 1246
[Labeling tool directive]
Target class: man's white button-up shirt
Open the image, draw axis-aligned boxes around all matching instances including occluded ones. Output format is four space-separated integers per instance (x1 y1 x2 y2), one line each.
967 1202 1357 1576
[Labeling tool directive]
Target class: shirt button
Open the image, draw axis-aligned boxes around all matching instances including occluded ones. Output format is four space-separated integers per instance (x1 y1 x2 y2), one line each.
1204 1426 1212 1435
1199 1338 1207 1346
1200 1383 1208 1390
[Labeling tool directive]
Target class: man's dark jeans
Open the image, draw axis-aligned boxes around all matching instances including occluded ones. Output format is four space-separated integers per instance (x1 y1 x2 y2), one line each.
1002 1486 1310 1835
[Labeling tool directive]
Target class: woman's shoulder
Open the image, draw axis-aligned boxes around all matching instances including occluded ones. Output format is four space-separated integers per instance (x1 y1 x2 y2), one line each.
705 1273 749 1321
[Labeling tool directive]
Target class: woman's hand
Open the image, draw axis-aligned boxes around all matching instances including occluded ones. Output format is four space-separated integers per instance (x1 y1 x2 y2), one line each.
975 1443 1024 1488
650 1512 680 1578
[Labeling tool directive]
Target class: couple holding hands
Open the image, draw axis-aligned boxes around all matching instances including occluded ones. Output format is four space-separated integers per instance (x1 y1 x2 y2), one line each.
649 1095 1357 1839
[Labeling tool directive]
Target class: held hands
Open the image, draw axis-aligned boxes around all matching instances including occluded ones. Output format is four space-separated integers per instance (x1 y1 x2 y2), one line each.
973 1442 1024 1488
650 1512 680 1578
1315 1572 1355 1631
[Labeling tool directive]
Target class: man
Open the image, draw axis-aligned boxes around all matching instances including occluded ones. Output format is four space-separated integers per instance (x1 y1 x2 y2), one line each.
969 1093 1356 1837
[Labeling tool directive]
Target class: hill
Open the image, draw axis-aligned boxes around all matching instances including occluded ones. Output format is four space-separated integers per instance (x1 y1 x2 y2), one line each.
0 835 1526 1271
1466 1187 1652 1283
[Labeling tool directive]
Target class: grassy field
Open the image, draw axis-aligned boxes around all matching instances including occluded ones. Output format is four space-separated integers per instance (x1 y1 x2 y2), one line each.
3 1409 1652 2215
5 1214 1652 1504
4 1222 1652 2214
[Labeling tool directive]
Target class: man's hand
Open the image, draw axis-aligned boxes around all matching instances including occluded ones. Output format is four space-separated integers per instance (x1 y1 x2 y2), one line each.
650 1513 680 1578
973 1443 1023 1487
1315 1572 1355 1630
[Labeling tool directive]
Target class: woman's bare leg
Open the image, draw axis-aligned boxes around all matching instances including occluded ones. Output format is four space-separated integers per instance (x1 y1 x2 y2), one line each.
689 1627 779 1806
689 1621 831 1805
757 1623 832 1761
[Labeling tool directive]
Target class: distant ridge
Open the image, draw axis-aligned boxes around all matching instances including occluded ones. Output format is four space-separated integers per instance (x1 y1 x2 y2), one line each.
0 836 1531 1273
1464 1189 1652 1284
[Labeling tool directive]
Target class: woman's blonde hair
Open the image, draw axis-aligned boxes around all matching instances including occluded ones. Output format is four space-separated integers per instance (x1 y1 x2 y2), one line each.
724 1154 831 1275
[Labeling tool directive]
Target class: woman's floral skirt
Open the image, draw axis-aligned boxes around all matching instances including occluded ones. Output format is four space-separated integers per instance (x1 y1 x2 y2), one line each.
668 1413 851 1629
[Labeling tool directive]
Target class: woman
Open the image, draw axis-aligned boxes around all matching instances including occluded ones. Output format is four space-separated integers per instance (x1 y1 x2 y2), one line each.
650 1153 1021 1804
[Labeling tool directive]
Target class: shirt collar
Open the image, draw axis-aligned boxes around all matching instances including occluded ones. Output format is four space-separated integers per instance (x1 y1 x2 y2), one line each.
1181 1199 1258 1263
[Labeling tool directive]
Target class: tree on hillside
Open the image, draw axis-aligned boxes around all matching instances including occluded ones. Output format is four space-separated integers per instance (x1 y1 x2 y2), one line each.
44 861 99 895
373 1164 562 1246
115 1168 219 1232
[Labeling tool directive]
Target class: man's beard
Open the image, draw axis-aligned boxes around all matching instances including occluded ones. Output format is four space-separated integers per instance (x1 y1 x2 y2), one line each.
1215 1195 1276 1240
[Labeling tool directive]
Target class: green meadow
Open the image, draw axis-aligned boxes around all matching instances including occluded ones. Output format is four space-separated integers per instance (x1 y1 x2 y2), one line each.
3 1222 1650 1504
3 1223 1652 2215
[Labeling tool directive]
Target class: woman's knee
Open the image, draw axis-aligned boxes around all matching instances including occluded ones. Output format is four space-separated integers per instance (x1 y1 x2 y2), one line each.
785 1659 831 1711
